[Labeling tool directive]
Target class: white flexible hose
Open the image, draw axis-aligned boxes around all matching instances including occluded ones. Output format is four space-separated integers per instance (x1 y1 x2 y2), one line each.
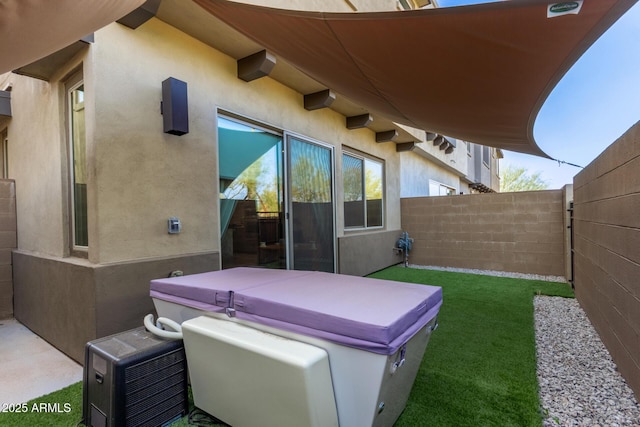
144 314 183 340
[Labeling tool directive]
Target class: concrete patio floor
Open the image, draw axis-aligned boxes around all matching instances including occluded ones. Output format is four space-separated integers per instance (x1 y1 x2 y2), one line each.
0 318 82 405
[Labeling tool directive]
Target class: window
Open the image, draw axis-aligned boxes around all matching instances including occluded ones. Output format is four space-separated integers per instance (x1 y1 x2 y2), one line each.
429 180 455 196
343 152 383 229
217 114 336 272
218 115 285 269
67 73 88 249
482 145 490 167
466 141 472 156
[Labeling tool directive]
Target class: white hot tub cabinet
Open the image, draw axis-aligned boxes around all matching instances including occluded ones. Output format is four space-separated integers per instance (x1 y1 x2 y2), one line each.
181 316 339 427
150 267 442 427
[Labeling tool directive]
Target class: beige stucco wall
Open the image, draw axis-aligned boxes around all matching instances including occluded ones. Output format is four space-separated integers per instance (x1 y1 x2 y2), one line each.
89 22 219 264
3 4 406 267
0 71 74 257
89 19 401 264
6 0 426 361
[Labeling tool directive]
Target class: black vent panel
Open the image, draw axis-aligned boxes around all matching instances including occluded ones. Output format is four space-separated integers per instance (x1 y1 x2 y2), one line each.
83 327 188 427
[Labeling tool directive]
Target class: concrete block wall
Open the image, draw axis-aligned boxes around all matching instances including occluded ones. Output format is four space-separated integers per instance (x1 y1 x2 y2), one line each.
401 190 567 276
573 121 640 399
0 180 16 319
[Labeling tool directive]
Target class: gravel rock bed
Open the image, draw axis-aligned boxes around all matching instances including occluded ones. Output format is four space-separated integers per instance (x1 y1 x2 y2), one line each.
407 264 567 283
534 296 640 426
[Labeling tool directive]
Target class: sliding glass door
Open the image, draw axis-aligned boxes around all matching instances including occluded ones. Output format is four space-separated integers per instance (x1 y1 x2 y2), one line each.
218 117 285 269
218 116 335 272
287 136 335 272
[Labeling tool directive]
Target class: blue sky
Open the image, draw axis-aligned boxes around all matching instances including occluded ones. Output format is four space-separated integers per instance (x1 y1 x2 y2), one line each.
437 0 640 189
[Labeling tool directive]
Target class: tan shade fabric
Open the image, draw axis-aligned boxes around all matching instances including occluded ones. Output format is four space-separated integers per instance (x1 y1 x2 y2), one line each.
0 0 145 74
194 0 637 157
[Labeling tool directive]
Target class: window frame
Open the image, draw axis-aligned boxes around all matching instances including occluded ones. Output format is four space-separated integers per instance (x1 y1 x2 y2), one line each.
342 150 385 231
429 179 456 196
482 145 490 167
66 71 88 254
0 128 7 179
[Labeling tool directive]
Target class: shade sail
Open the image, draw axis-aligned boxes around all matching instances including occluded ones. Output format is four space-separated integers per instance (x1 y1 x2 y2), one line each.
0 0 145 74
194 0 637 157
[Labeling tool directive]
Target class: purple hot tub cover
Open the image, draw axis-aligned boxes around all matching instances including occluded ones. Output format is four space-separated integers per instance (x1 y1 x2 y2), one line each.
151 267 442 355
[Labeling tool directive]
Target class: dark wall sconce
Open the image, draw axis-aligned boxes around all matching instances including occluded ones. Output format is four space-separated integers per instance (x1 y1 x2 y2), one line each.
161 77 188 136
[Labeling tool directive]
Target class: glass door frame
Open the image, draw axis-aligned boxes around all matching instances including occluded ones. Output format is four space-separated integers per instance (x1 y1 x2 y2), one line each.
283 132 337 272
215 111 337 272
216 112 286 270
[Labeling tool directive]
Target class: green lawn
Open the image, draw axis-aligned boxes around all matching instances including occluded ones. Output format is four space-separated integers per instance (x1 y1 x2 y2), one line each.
370 266 573 427
0 266 573 426
0 382 83 427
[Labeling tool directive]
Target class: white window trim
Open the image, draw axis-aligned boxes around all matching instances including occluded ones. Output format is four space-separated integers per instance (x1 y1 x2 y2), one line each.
429 179 456 196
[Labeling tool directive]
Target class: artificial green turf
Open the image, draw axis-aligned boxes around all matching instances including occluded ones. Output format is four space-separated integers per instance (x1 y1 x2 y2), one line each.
369 266 574 427
0 266 573 426
0 381 200 427
0 381 83 427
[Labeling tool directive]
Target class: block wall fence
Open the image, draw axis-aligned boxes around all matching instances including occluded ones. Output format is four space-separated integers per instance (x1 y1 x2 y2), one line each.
400 189 570 277
573 121 640 399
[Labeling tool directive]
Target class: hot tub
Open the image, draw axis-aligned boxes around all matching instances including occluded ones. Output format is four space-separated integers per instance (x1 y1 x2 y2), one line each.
150 267 442 427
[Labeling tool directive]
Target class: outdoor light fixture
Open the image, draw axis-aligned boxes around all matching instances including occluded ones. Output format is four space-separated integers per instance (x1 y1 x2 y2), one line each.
161 77 189 136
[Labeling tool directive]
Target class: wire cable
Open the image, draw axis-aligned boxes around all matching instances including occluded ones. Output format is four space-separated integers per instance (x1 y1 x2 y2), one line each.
552 158 584 169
